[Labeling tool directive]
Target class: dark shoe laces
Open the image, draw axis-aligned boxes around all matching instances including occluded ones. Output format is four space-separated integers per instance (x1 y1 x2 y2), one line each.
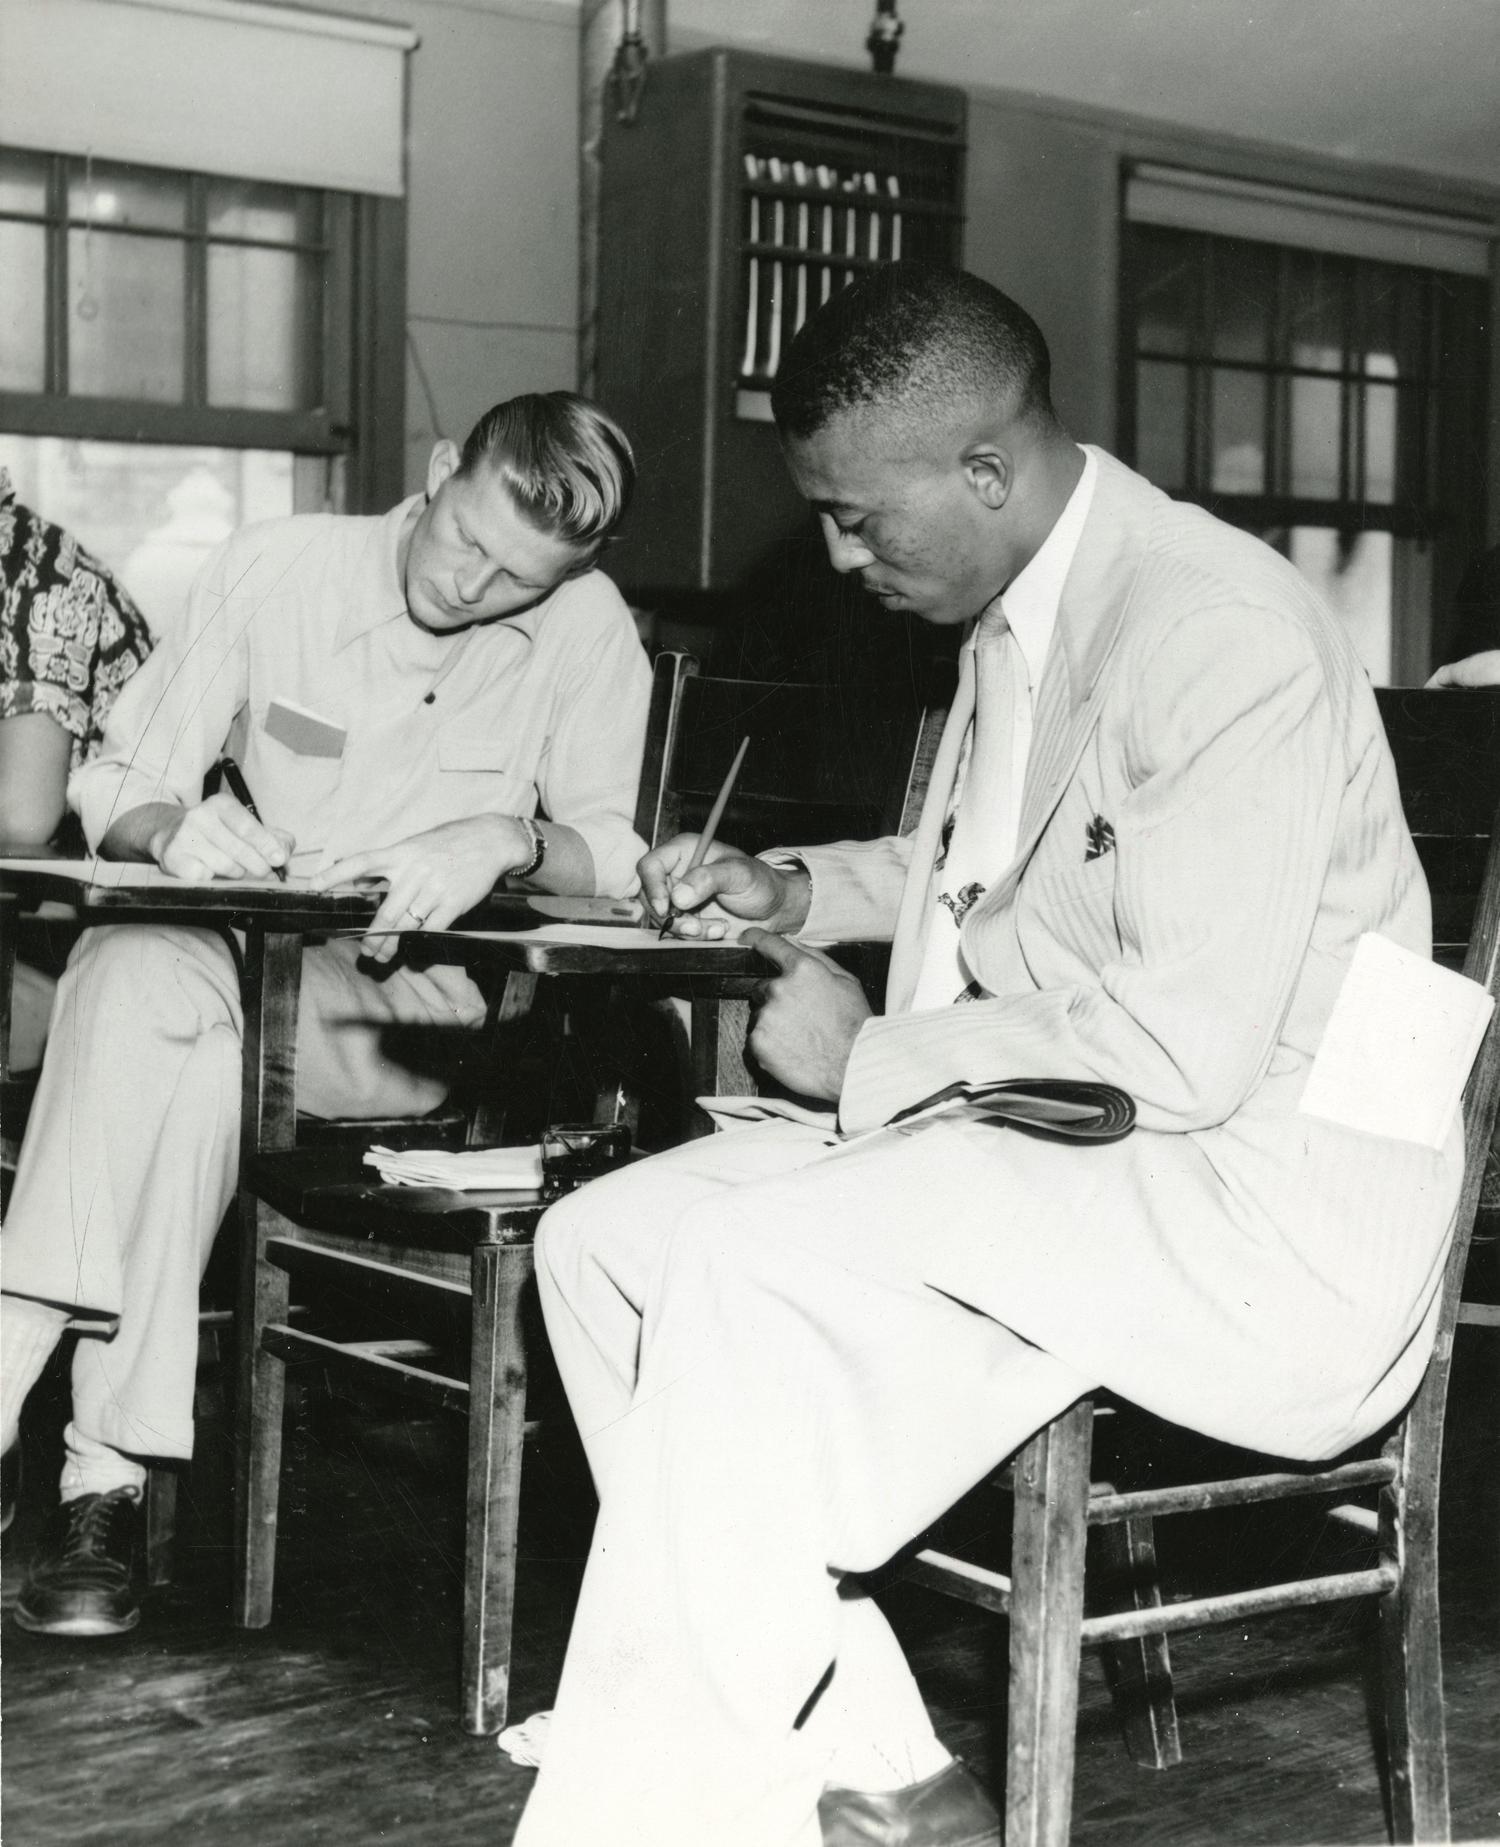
53 1490 138 1569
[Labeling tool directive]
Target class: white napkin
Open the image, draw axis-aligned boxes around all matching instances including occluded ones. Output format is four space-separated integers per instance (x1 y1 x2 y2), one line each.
363 1144 545 1189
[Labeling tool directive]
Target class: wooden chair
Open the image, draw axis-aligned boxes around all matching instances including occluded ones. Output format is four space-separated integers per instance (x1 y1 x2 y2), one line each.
233 651 943 1733
898 693 1500 1846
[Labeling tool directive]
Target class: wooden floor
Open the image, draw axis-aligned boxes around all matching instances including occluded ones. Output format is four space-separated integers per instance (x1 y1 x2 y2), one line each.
4 1326 1498 1846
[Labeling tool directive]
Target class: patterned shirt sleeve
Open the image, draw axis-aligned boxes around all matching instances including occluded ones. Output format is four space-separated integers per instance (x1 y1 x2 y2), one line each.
0 469 155 769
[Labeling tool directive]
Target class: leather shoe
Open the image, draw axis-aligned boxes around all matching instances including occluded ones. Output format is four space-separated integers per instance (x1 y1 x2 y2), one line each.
14 1487 143 1636
819 1759 1001 1847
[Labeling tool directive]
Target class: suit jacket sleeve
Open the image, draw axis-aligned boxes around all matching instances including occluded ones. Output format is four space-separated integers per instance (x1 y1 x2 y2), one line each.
839 603 1345 1134
782 834 915 943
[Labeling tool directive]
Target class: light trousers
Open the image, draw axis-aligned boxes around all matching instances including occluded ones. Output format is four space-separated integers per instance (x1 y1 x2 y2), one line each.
519 1117 1093 1847
1 923 484 1460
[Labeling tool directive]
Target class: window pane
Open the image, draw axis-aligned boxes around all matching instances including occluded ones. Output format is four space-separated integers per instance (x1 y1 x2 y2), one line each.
1285 248 1345 371
1211 368 1265 494
208 244 317 410
0 148 48 217
0 435 297 637
1363 381 1399 503
68 162 186 231
1134 227 1197 355
1136 360 1189 490
0 221 47 390
68 229 185 400
1210 241 1276 363
1287 527 1392 684
206 179 320 245
1289 375 1342 498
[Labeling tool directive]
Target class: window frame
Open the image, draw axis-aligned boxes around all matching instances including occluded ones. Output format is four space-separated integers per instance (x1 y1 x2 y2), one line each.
1118 213 1490 680
0 146 406 511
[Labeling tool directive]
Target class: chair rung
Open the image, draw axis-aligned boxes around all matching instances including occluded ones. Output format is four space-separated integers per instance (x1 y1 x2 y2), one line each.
263 1322 469 1411
1326 1502 1381 1538
905 1547 1012 1614
1458 1301 1500 1327
265 1233 472 1296
1079 1564 1398 1645
1085 1457 1396 1524
341 1338 439 1361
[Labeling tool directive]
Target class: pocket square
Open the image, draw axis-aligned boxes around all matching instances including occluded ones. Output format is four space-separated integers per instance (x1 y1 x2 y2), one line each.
1085 814 1115 861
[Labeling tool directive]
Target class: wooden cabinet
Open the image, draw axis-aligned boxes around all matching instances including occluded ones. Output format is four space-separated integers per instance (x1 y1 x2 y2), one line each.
596 48 967 597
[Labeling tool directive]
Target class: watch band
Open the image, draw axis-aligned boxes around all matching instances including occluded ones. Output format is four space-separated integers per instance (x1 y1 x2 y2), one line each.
515 815 547 880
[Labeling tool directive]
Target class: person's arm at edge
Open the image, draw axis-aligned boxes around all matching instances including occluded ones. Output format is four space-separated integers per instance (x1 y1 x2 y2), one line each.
530 578 654 896
0 711 72 845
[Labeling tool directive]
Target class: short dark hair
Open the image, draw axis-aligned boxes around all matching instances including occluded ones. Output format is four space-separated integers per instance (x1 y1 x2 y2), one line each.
458 391 635 556
770 263 1056 442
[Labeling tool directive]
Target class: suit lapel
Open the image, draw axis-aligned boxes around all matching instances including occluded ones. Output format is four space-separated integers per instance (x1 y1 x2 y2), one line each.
968 449 1157 922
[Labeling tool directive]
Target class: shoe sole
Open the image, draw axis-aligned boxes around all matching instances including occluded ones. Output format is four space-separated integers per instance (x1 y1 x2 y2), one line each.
13 1605 141 1637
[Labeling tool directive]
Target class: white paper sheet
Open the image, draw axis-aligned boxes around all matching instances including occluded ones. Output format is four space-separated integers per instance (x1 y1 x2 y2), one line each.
1297 932 1493 1148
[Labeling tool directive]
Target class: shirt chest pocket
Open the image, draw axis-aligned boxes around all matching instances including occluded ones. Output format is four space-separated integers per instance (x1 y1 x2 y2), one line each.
437 732 531 808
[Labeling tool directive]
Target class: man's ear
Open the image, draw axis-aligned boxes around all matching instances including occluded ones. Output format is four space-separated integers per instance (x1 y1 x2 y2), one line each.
962 443 1012 511
425 439 463 500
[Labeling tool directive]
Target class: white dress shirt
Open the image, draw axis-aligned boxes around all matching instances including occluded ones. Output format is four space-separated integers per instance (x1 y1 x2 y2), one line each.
909 447 1098 1008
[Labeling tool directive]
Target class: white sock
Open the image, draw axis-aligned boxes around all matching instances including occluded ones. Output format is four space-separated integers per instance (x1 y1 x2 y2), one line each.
59 1422 147 1502
1 1293 69 1453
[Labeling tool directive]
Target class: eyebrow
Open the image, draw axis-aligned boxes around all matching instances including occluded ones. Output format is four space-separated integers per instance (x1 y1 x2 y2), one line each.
457 520 544 591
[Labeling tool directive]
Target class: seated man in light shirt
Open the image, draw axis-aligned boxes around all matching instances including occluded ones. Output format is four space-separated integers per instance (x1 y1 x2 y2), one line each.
1 391 652 1637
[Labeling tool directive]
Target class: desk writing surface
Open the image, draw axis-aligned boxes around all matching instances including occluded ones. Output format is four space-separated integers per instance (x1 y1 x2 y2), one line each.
0 860 648 933
427 922 764 977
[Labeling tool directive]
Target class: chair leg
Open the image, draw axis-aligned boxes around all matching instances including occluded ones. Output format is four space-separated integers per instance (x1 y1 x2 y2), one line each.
461 1241 534 1736
1095 1513 1182 1770
1378 1413 1451 1843
234 1198 291 1630
145 1465 177 1588
1005 1398 1095 1847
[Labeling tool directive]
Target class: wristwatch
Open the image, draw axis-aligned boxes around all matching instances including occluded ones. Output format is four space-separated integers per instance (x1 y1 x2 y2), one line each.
515 815 547 880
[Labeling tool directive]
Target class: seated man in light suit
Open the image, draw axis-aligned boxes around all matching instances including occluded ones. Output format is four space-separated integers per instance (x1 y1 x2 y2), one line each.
1 392 651 1638
513 268 1464 1847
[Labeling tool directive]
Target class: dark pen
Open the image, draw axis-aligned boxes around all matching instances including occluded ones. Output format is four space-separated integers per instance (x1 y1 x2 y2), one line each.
217 756 288 882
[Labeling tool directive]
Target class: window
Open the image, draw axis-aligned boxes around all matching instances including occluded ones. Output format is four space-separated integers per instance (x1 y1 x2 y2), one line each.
2 142 407 611
0 147 347 450
1121 206 1489 684
0 436 306 636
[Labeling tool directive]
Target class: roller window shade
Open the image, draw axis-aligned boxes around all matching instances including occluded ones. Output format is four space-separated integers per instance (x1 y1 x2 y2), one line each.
0 0 416 197
1126 163 1492 277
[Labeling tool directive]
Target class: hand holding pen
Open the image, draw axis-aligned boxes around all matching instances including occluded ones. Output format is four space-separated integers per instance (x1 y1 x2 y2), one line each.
655 736 751 938
211 756 289 881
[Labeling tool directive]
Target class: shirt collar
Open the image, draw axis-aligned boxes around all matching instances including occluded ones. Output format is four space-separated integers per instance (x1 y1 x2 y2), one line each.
982 446 1098 699
333 493 424 652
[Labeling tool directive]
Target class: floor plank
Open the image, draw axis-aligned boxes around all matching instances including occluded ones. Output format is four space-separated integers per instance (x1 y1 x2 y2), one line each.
4 1332 1497 1845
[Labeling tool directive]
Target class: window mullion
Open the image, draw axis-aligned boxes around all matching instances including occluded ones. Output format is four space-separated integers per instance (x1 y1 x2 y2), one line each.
46 154 67 396
186 173 208 408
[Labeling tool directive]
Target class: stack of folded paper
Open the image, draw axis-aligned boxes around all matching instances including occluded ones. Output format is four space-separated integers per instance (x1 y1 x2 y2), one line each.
363 1144 545 1190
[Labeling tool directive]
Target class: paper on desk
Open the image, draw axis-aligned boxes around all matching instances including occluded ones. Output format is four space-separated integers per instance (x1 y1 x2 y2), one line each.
1298 931 1493 1148
445 920 753 949
364 1144 544 1189
0 855 328 891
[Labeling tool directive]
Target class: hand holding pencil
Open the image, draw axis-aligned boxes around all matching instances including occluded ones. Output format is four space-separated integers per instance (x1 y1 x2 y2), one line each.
638 737 811 941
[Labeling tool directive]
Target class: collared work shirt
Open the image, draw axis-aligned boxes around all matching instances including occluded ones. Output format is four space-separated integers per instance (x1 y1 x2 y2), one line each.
72 496 653 895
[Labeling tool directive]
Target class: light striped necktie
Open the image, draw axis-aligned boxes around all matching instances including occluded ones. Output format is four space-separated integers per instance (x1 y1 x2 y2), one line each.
945 601 1024 877
909 600 1025 1009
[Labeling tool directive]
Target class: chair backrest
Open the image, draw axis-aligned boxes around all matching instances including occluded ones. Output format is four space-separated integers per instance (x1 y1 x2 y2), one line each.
1377 687 1500 1441
1376 687 1500 965
635 651 952 855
